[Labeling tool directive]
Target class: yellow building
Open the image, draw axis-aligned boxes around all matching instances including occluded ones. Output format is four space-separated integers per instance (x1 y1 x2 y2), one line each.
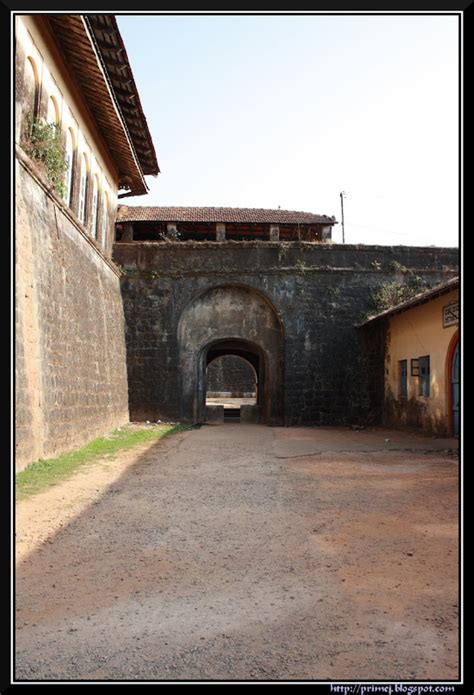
361 278 459 437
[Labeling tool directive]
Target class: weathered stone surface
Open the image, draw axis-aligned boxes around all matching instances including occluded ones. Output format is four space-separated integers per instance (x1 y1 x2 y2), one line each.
15 160 129 470
205 405 224 423
207 355 256 395
240 404 261 424
113 241 458 426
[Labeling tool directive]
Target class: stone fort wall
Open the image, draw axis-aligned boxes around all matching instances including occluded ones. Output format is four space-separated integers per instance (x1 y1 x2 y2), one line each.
15 154 129 471
113 240 458 426
207 355 257 395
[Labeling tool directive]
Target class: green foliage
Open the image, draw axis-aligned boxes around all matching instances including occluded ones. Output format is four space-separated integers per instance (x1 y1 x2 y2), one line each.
277 243 289 264
295 259 307 273
16 423 193 500
21 113 68 197
388 260 408 273
370 272 429 312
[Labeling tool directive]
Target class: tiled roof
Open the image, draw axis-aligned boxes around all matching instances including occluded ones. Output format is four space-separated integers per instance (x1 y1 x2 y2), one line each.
117 206 337 225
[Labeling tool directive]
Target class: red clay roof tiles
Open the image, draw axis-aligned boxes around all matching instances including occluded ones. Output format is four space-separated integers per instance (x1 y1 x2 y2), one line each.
117 206 337 225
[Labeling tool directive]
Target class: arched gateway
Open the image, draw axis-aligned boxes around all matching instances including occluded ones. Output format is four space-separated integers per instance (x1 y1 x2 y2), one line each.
178 285 284 425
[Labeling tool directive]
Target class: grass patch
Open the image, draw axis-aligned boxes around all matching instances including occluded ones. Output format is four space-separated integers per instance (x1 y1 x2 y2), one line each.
16 423 193 501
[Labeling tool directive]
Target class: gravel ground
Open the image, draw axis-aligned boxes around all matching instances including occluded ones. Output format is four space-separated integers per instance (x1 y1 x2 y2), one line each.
15 424 459 682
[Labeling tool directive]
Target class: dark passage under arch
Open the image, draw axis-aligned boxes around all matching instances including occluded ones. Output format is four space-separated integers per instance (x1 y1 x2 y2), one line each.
205 340 261 422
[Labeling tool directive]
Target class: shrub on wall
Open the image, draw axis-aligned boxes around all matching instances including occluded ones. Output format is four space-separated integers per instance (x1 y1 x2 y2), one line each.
370 272 429 312
21 113 67 198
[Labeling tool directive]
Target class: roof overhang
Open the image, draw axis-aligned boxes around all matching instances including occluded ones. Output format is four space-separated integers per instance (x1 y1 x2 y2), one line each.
87 15 159 178
45 14 158 196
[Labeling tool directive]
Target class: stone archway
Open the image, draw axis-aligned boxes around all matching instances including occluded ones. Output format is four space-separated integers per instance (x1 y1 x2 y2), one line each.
203 338 261 422
177 284 284 425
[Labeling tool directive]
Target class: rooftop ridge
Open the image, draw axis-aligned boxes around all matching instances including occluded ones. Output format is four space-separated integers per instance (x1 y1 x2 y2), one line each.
117 205 337 225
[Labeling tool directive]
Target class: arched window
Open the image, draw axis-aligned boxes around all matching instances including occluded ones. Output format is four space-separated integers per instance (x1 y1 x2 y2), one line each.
101 192 108 247
47 95 60 125
77 154 88 224
24 56 39 121
90 175 99 239
63 128 75 206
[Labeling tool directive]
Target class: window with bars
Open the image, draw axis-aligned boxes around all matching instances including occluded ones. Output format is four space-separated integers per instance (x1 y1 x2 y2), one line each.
63 129 74 206
78 155 88 224
418 355 430 397
399 360 408 399
47 96 59 125
25 56 39 120
101 193 108 247
91 177 99 239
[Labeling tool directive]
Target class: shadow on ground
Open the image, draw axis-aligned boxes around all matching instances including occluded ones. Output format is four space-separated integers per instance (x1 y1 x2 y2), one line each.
15 425 459 681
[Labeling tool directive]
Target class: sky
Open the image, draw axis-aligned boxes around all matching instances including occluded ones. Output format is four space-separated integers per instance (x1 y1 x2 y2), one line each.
117 13 460 247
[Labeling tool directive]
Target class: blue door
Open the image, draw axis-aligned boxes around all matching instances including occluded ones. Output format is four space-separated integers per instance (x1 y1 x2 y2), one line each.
452 342 459 437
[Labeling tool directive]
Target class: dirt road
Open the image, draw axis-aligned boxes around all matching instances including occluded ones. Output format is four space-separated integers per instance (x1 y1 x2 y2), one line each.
15 425 459 681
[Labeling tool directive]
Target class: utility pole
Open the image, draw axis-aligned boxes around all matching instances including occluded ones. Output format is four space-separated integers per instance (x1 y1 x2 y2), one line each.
340 191 346 244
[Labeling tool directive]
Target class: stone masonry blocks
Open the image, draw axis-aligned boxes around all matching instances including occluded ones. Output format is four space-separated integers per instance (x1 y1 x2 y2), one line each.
15 161 130 470
114 241 458 427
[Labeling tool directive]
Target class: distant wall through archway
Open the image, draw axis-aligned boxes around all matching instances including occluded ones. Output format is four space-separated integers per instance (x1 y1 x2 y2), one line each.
207 354 257 396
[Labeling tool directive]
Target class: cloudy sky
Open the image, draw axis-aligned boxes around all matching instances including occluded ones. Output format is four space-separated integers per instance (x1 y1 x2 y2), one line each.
118 13 459 247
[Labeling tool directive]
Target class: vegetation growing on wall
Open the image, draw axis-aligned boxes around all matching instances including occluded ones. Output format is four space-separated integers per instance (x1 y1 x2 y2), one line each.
21 113 68 197
370 272 429 313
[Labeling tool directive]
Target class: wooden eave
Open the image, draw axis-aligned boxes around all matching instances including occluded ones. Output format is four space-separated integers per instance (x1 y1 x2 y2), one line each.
46 15 149 196
87 14 160 177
